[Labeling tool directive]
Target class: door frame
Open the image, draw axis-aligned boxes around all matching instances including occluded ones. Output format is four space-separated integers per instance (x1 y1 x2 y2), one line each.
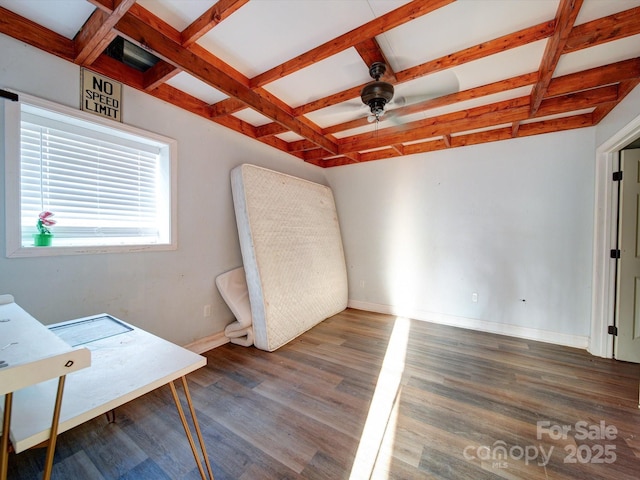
591 114 640 358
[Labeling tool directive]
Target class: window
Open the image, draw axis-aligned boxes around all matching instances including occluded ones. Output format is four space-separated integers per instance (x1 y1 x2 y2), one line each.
3 92 176 257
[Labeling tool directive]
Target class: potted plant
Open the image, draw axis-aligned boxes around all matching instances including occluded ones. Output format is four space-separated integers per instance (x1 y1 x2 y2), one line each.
33 211 56 246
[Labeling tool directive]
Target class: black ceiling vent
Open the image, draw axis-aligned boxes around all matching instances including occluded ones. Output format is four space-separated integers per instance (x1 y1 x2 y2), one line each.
104 36 160 72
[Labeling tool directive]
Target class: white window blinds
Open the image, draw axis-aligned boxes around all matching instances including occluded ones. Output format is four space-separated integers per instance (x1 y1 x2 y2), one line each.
20 110 163 246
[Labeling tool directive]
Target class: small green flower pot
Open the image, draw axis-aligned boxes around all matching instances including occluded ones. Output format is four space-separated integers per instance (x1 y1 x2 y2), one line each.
33 233 53 246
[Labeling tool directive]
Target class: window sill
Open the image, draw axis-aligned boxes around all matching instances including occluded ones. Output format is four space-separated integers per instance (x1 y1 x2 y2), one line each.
6 243 177 258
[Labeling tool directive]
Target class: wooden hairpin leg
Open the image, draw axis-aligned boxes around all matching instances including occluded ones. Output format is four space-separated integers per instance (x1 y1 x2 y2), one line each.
169 378 214 480
42 375 66 480
1 392 13 480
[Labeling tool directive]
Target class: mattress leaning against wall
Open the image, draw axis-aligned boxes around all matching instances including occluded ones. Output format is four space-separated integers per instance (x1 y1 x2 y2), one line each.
230 164 348 351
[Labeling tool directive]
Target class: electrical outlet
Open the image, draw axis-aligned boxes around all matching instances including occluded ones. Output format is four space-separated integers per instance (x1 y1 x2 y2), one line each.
472 292 478 303
203 304 212 317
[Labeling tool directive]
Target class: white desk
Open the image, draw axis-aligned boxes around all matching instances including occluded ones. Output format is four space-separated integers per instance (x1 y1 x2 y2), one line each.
0 295 91 480
1 306 214 479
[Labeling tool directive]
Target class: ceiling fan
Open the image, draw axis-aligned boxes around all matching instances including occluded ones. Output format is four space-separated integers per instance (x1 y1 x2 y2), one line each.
360 62 395 123
358 61 459 124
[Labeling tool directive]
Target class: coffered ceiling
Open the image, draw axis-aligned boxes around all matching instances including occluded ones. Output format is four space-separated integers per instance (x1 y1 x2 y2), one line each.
1 0 639 167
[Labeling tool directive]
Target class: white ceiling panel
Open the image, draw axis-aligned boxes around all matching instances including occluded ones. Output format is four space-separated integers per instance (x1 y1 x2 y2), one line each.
521 108 595 124
555 34 640 77
367 0 413 16
232 108 272 127
331 122 380 139
196 0 401 78
165 72 228 104
378 0 559 72
452 40 548 91
451 122 513 137
393 69 460 105
394 86 533 124
262 48 371 107
575 0 640 25
304 100 369 129
420 86 533 120
136 0 212 31
275 131 304 142
0 0 94 39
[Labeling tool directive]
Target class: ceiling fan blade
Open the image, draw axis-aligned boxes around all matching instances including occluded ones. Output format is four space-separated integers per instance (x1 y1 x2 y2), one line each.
325 100 367 113
391 70 460 107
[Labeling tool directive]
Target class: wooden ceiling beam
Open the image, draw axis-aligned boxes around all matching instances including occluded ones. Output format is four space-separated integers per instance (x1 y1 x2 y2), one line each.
80 54 281 156
256 123 289 138
89 53 145 89
209 97 247 117
398 21 555 83
315 110 597 165
339 83 613 155
181 0 249 47
0 6 75 61
592 78 640 124
344 105 530 153
288 140 319 152
152 83 218 119
129 1 249 93
339 97 532 153
126 3 182 43
294 22 553 118
322 115 375 136
402 72 537 113
143 60 181 91
74 0 136 65
115 13 338 154
450 128 512 149
85 0 113 13
1 1 634 167
127 3 250 86
343 152 363 163
257 133 298 155
212 112 259 137
354 38 397 81
545 57 640 98
304 148 339 162
518 113 593 137
535 84 619 117
564 6 640 54
322 72 538 135
293 85 363 117
250 0 454 88
188 43 250 86
529 0 584 116
401 138 448 157
391 144 405 155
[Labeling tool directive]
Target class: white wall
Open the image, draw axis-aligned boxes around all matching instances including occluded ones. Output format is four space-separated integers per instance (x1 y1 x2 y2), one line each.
325 128 597 347
0 34 326 347
595 86 640 149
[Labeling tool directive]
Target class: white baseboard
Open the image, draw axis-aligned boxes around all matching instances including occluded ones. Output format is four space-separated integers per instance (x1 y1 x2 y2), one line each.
184 331 229 354
347 300 589 350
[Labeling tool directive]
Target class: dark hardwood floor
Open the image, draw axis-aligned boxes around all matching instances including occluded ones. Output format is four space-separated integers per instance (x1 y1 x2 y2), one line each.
7 308 640 479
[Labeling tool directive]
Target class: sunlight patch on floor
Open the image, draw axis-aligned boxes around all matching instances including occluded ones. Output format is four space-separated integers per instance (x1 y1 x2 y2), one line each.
349 316 410 480
370 388 401 479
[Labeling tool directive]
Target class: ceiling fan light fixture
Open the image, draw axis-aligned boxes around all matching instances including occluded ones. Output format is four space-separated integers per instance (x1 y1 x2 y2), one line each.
360 81 394 119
